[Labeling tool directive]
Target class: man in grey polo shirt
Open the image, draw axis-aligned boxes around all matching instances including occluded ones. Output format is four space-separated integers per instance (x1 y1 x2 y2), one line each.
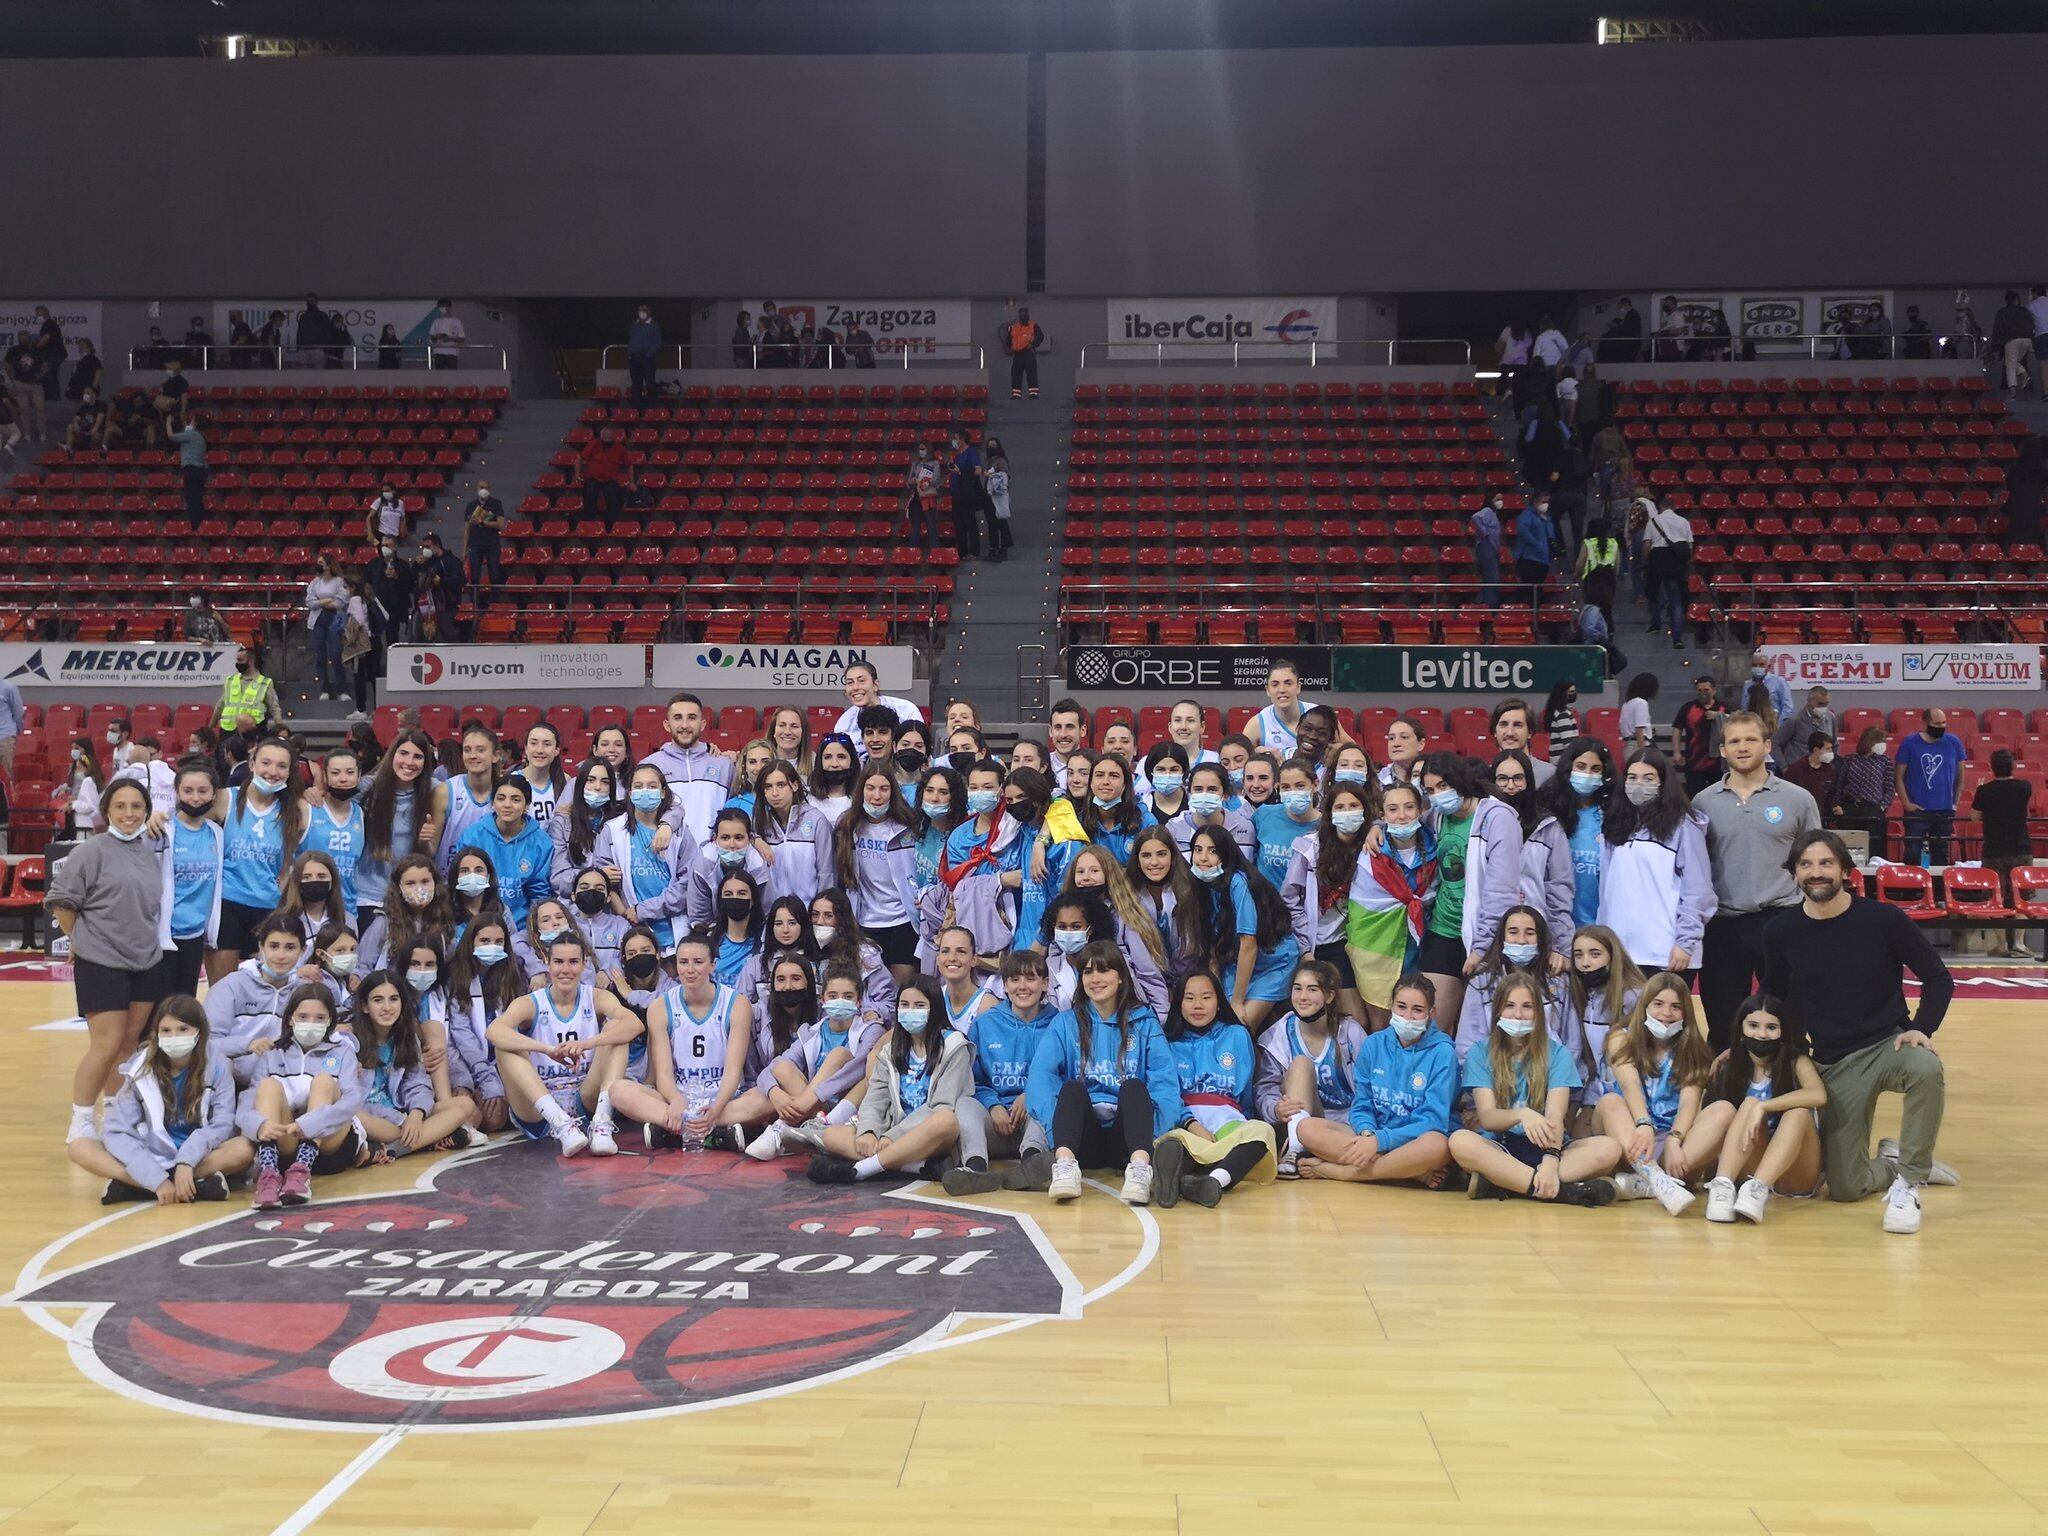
1692 709 1820 1049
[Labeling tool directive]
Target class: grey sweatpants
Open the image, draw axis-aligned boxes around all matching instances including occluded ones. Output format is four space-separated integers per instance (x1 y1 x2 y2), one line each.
1818 1036 1945 1200
956 1097 1047 1165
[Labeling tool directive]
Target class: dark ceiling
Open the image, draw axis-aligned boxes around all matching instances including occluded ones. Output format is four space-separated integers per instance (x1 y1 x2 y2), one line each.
18 0 2048 56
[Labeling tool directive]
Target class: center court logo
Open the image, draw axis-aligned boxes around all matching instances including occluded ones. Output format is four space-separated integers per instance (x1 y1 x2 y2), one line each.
9 1146 1087 1431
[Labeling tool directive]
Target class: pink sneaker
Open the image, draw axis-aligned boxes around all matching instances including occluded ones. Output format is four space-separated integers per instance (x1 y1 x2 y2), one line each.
281 1163 312 1206
252 1165 284 1210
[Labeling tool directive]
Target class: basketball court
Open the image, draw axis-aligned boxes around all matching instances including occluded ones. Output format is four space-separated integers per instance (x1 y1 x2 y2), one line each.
2 967 2041 1536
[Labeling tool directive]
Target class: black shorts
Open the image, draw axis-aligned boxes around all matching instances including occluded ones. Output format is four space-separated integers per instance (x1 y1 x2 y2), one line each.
868 922 919 968
311 1124 365 1174
156 935 208 998
74 954 168 1017
1313 940 1356 988
1415 929 1468 976
1501 1132 1567 1170
215 898 275 954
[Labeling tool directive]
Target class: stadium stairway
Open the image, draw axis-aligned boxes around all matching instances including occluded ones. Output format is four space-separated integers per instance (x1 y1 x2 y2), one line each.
932 358 1072 724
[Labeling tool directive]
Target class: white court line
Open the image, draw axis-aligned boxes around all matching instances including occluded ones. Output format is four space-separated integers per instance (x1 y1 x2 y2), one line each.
268 1429 407 1536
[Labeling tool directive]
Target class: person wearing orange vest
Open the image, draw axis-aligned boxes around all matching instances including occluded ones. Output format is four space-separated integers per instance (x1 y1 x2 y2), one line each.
1001 308 1045 400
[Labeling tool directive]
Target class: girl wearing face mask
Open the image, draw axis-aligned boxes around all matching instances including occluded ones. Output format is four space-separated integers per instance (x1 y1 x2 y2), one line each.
549 758 624 896
1141 743 1190 822
449 846 508 943
1146 970 1274 1207
1535 736 1615 930
1294 973 1458 1188
753 762 827 911
238 987 366 1207
1124 825 1209 986
1452 903 1577 1067
279 851 349 945
1165 762 1258 866
355 969 481 1162
523 898 587 984
78 994 252 1205
1413 751 1524 1036
937 764 1025 959
442 919 518 1132
157 763 225 996
1594 972 1712 1213
808 888 898 1015
1557 925 1645 1119
357 729 439 928
734 951 817 1103
400 939 470 1128
309 922 360 1016
680 806 769 934
806 976 971 1183
1060 846 1172 1019
594 767 690 947
1258 958 1368 1177
569 868 628 977
1492 750 1574 969
298 746 366 919
909 767 964 961
891 723 934 791
1039 891 1120 1013
828 767 923 985
1280 779 1378 1027
736 897 815 1017
179 737 305 975
1449 974 1621 1205
807 734 859 825
357 854 451 974
743 959 888 1159
1341 783 1439 1027
1689 994 1826 1223
60 735 106 838
1252 758 1321 894
599 922 669 1092
1186 826 1299 1029
609 935 757 1152
695 870 764 986
1596 748 1715 979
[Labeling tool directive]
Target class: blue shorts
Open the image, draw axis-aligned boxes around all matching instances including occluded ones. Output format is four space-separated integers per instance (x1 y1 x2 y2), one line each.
1226 938 1301 1004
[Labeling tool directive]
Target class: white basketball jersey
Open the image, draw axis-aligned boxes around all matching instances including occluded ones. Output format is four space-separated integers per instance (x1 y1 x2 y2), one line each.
530 983 600 1096
664 983 736 1095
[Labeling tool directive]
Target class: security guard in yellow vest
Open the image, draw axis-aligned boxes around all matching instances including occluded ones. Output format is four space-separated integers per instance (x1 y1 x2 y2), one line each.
216 645 281 733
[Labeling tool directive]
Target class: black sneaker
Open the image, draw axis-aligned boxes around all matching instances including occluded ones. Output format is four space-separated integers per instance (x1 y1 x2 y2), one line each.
1149 1138 1188 1208
1181 1173 1224 1208
1466 1172 1509 1201
643 1123 683 1152
1555 1178 1618 1207
101 1180 153 1206
807 1153 857 1184
701 1125 743 1154
942 1162 1003 1196
193 1173 231 1201
1002 1148 1054 1191
1429 1167 1471 1194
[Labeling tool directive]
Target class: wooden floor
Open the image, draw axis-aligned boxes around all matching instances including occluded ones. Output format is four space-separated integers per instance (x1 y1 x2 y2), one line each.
2 973 2045 1536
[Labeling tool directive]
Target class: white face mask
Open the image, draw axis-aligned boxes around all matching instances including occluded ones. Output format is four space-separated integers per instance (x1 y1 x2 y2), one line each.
292 1020 331 1050
156 1033 198 1062
1646 1016 1685 1041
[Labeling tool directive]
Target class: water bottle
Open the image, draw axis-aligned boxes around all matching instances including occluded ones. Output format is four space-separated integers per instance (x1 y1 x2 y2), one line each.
679 1087 714 1151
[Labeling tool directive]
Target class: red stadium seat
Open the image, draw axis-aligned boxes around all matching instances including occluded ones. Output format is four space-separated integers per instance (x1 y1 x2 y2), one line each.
1943 865 2011 920
1867 864 1941 919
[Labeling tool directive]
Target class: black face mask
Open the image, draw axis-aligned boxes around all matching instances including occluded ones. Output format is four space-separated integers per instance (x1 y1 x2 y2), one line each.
1926 725 1947 739
1743 1035 1780 1059
622 953 660 982
574 889 608 916
772 986 809 1013
819 770 850 789
325 782 358 801
180 796 216 818
894 748 926 773
718 897 753 923
298 881 332 905
1007 800 1042 827
947 750 976 773
1579 964 1611 990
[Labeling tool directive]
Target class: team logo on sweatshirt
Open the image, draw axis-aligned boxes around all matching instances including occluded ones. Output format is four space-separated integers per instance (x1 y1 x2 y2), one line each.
11 1146 1084 1431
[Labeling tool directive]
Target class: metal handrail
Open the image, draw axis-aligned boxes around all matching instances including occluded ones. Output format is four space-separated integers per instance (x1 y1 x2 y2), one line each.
1078 338 1475 368
1591 332 1959 364
123 343 508 371
681 580 943 636
599 342 987 371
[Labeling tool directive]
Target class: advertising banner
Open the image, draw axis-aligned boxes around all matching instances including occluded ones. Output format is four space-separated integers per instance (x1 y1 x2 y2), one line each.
733 299 971 360
0 642 235 690
0 301 104 367
652 643 915 692
384 646 645 692
1763 645 2039 692
1104 298 1336 361
212 299 442 357
1063 645 1334 692
1333 646 1607 696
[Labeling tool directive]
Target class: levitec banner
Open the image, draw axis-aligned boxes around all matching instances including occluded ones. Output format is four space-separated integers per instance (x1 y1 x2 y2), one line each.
1105 298 1336 361
0 301 104 364
212 299 442 357
1333 646 1608 696
0 642 235 690
385 645 645 692
652 644 915 692
1763 645 2040 692
730 300 971 359
1064 645 1334 692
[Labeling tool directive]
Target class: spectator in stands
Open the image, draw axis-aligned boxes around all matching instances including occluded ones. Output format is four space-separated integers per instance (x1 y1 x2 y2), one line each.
1512 491 1553 605
1470 490 1506 607
1900 306 1935 360
103 718 141 770
464 479 506 604
985 440 1013 562
1599 297 1643 363
1531 316 1568 370
1673 676 1724 797
415 532 465 638
99 391 157 451
2033 286 2048 395
1618 674 1658 753
366 482 408 548
184 592 230 645
165 410 208 518
1576 515 1620 633
60 387 105 454
1747 648 1794 725
256 309 286 362
1565 331 1596 377
627 303 663 405
1992 290 2035 395
153 357 191 430
341 571 377 718
5 330 46 440
844 319 876 369
1895 708 1966 867
1782 731 1840 811
1973 750 2035 959
575 426 630 527
428 299 465 370
297 294 340 367
366 542 416 668
58 738 105 836
376 323 403 370
1652 296 1690 362
0 671 21 775
66 337 103 401
1639 497 1692 648
228 310 260 368
904 440 942 552
1002 308 1046 400
948 428 985 559
181 314 214 368
1859 300 1893 360
796 324 821 370
1695 306 1733 362
1494 322 1531 378
305 553 350 702
216 645 282 735
2001 436 2045 547
1773 686 1837 764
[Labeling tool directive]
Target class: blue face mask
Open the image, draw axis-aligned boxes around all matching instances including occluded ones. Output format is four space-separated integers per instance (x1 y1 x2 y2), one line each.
1496 1017 1536 1039
406 968 438 993
1330 808 1367 836
455 873 490 897
1052 929 1088 954
1386 818 1420 841
582 787 611 810
259 960 294 984
629 787 663 812
966 788 999 815
1150 772 1183 797
821 997 859 1023
716 846 746 867
896 1005 930 1034
538 926 568 946
920 797 950 819
1190 863 1223 883
108 824 146 842
1569 771 1605 797
1334 768 1369 786
1188 791 1224 817
252 775 290 798
1092 794 1122 811
473 944 508 965
864 803 891 821
1226 769 1245 791
1502 941 1541 966
1391 1016 1429 1046
1429 788 1463 816
1281 790 1314 816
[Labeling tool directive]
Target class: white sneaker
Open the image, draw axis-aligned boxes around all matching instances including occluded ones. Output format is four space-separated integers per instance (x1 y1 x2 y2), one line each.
1642 1163 1697 1217
555 1120 590 1159
779 1118 826 1153
1610 1170 1654 1202
1275 1150 1300 1180
587 1119 618 1157
743 1124 786 1161
1048 1156 1083 1202
65 1105 98 1145
454 1124 489 1149
1734 1178 1771 1224
1877 1137 1959 1186
1703 1176 1738 1223
1882 1175 1922 1234
1119 1160 1154 1206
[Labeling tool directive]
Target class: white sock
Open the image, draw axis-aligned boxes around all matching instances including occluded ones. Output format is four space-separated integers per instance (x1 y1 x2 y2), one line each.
535 1096 571 1130
826 1098 859 1126
592 1090 614 1129
854 1155 885 1180
1209 1167 1234 1190
1285 1112 1310 1157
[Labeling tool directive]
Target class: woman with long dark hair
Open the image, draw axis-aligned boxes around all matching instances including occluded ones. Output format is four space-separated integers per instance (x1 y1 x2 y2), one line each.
1595 747 1715 978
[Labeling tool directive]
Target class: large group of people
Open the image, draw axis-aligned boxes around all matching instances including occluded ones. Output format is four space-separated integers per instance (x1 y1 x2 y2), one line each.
44 660 1955 1234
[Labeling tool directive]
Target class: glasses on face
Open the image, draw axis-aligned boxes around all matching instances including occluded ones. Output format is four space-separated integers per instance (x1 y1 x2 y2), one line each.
1495 772 1526 791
